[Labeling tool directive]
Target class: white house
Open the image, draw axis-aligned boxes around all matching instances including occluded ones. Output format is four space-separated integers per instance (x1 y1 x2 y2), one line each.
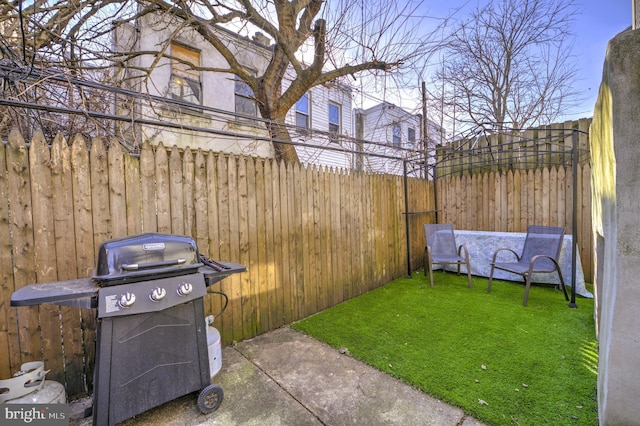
113 13 354 163
283 76 355 170
354 102 445 176
114 13 275 157
112 12 429 175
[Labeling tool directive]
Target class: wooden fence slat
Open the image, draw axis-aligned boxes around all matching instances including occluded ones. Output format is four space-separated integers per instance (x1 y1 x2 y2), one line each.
0 134 13 378
248 158 262 333
90 138 110 249
169 146 184 235
215 154 232 344
575 163 584 244
550 167 558 226
194 149 208 255
263 160 278 328
565 166 574 234
287 164 304 321
278 160 293 324
488 172 496 230
182 148 195 238
140 142 158 233
241 156 257 337
87 137 110 392
205 152 223 331
155 144 171 233
268 159 284 328
7 129 39 367
316 167 326 305
499 171 508 230
227 155 243 344
482 173 490 230
506 171 515 232
582 164 593 282
351 168 363 294
125 149 142 234
303 166 315 315
292 162 304 320
108 141 127 238
519 170 527 231
205 152 219 260
52 133 81 394
339 170 350 300
330 168 342 306
542 167 550 226
71 135 95 395
30 132 64 385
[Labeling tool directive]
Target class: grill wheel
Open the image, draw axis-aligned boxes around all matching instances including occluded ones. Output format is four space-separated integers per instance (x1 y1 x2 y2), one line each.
197 384 224 413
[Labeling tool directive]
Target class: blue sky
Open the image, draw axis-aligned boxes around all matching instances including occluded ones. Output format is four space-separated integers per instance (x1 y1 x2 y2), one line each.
569 0 631 119
423 0 632 122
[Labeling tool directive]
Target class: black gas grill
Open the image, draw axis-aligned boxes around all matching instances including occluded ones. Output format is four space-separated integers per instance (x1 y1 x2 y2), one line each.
11 233 245 426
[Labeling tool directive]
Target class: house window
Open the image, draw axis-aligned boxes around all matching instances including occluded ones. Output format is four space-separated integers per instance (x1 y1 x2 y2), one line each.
169 43 201 104
408 127 416 147
235 75 258 119
392 124 401 147
328 102 341 142
296 92 310 131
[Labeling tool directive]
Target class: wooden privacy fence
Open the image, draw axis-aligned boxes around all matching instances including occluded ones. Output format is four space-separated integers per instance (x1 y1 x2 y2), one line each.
436 165 593 283
435 119 591 176
0 127 593 401
0 129 433 398
433 118 594 283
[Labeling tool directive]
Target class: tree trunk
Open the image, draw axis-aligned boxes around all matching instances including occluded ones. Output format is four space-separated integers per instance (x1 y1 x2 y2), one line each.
266 120 299 163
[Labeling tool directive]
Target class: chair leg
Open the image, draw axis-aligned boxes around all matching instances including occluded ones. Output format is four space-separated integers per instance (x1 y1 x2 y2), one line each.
424 247 435 288
523 274 533 307
423 248 428 277
428 262 434 288
487 264 496 293
556 266 569 301
465 261 472 288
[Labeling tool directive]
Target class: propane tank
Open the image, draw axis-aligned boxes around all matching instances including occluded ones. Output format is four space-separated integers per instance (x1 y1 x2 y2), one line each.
0 361 66 405
5 381 67 405
205 315 222 378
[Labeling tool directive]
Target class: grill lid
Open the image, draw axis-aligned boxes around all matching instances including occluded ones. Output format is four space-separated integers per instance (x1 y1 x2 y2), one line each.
94 233 203 285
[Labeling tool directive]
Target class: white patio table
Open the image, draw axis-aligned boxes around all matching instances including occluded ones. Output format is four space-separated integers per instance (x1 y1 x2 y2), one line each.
433 229 593 298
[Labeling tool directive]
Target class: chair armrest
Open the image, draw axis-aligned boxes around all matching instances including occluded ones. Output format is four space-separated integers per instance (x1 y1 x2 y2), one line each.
457 244 470 260
528 254 561 273
491 247 520 264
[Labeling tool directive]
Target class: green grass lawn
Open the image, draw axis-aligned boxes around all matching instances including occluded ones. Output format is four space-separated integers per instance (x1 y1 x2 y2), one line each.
291 271 598 426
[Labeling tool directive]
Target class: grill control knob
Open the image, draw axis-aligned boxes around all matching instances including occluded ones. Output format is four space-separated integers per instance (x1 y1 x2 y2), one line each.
177 282 193 296
149 287 167 302
118 292 136 308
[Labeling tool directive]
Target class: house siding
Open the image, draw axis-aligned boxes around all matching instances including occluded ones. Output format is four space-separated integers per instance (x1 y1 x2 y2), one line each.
284 73 355 169
356 103 422 174
113 12 426 174
114 14 275 157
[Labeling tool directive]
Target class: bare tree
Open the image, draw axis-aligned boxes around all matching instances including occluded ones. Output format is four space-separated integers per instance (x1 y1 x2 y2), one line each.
432 0 580 132
0 0 442 162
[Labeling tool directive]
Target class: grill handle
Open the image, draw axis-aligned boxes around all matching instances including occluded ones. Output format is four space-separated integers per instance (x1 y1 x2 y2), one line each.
121 258 186 271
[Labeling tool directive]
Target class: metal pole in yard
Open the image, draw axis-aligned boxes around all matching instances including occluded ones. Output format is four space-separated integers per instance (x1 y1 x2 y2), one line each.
404 160 412 278
569 130 578 308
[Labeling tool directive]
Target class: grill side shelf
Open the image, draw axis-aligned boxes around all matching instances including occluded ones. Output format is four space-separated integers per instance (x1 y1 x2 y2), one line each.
200 262 246 287
10 278 99 309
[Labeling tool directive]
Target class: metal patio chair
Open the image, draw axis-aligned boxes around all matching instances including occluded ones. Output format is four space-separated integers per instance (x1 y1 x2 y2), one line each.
423 224 472 288
487 225 569 306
